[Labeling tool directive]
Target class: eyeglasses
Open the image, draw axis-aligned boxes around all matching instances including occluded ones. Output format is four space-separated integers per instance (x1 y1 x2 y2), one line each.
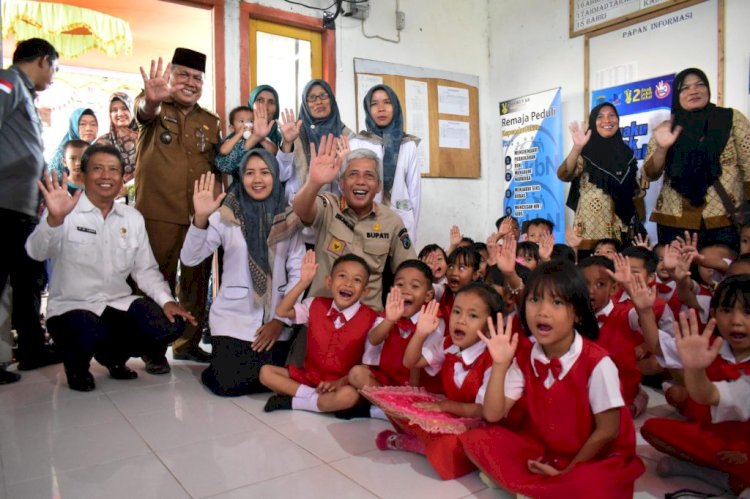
306 92 330 103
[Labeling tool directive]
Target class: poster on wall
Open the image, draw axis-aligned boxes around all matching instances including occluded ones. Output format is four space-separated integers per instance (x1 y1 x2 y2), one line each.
500 88 564 242
591 73 675 243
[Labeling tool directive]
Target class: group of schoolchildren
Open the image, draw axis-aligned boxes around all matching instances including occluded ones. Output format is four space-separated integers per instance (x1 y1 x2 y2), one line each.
241 207 750 498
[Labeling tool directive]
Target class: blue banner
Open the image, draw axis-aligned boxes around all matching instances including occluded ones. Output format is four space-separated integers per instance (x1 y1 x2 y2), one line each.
501 88 564 242
591 74 675 242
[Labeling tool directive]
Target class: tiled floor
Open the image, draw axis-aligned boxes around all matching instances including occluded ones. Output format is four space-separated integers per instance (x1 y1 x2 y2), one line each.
0 356 734 498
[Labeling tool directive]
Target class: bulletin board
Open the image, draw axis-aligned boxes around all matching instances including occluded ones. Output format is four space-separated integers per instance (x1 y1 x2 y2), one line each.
584 0 723 114
353 58 480 178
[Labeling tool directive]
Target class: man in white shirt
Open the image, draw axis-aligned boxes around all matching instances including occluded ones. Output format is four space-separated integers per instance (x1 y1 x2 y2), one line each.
26 144 196 391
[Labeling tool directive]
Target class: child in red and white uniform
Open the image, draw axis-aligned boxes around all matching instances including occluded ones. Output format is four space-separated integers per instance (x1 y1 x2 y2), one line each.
438 246 480 321
640 278 750 497
350 260 444 391
579 256 647 417
418 244 448 301
460 260 644 499
260 251 378 413
375 282 505 480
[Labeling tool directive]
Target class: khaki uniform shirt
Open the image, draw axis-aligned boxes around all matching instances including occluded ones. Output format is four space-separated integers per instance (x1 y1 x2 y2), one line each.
309 192 416 311
134 93 220 225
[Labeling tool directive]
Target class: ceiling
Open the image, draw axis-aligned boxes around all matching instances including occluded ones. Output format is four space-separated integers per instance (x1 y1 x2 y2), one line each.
2 0 214 76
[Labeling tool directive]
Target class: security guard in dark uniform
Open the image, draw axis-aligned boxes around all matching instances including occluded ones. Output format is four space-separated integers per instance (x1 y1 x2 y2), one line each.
134 48 220 372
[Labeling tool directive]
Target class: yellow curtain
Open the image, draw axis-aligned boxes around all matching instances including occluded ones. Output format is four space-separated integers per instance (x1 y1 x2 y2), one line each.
2 0 133 58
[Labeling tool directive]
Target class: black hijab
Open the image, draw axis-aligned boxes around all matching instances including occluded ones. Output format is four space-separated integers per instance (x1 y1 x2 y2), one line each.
666 68 733 207
298 80 344 164
567 102 638 225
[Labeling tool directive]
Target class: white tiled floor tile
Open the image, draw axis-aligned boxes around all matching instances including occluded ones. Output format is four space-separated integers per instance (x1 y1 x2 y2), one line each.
156 429 323 498
4 454 189 499
106 378 230 419
208 465 377 499
460 487 513 499
0 418 151 485
126 402 263 451
236 402 392 462
331 449 486 499
0 377 95 410
0 393 124 445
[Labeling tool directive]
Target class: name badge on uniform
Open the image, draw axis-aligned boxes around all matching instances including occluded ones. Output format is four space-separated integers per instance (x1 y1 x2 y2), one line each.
327 237 346 256
76 226 96 235
395 200 411 210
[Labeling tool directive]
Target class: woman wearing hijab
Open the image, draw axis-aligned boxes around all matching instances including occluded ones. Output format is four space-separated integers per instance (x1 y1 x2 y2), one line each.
349 84 422 240
180 148 305 396
95 92 139 182
215 84 281 180
48 108 98 178
276 79 353 201
644 68 750 248
557 102 640 251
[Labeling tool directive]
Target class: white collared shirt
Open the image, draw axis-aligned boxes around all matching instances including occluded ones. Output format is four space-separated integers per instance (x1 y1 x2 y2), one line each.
25 193 174 318
712 376 750 423
422 338 491 403
596 300 615 327
504 333 624 414
293 296 362 329
362 311 445 366
620 289 675 336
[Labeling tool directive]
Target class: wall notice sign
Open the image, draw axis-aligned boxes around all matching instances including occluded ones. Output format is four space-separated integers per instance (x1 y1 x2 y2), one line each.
570 0 686 36
404 79 431 173
438 120 470 149
437 86 470 116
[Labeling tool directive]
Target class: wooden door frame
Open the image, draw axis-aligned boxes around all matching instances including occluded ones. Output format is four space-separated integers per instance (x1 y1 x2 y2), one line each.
239 3 336 103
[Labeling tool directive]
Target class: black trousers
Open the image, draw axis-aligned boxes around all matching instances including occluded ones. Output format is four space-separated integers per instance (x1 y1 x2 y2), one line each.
0 209 46 364
201 335 290 397
46 297 184 375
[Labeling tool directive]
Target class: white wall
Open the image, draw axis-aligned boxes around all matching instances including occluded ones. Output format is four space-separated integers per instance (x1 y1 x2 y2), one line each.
225 0 493 249
487 0 750 228
223 0 750 247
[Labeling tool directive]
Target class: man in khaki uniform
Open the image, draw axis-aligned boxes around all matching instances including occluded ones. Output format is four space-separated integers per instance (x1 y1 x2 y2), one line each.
134 48 220 371
293 136 416 312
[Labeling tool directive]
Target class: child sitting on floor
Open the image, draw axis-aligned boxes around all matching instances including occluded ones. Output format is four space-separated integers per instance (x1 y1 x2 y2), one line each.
260 251 378 413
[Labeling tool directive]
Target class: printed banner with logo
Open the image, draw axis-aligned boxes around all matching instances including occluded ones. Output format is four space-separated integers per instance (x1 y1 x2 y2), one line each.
500 88 564 242
591 73 675 243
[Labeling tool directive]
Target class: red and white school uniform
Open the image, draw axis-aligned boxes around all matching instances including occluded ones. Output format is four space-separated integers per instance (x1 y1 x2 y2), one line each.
438 287 455 328
391 339 493 480
596 300 643 408
656 277 712 331
653 332 750 422
362 312 445 387
643 335 750 493
289 297 377 387
460 334 644 499
620 290 675 346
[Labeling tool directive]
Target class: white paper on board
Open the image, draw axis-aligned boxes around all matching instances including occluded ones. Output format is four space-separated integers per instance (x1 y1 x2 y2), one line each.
437 86 469 116
438 120 470 149
356 74 384 132
404 79 430 174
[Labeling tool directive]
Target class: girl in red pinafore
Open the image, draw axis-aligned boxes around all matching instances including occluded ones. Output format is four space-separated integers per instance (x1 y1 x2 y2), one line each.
460 260 644 499
641 275 750 495
350 260 444 392
374 282 505 480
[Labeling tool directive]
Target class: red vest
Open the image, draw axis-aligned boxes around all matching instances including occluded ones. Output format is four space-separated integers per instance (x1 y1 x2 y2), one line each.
618 296 668 348
438 289 455 332
373 323 413 386
441 346 493 403
304 297 378 382
516 339 637 469
597 303 642 405
682 350 750 423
